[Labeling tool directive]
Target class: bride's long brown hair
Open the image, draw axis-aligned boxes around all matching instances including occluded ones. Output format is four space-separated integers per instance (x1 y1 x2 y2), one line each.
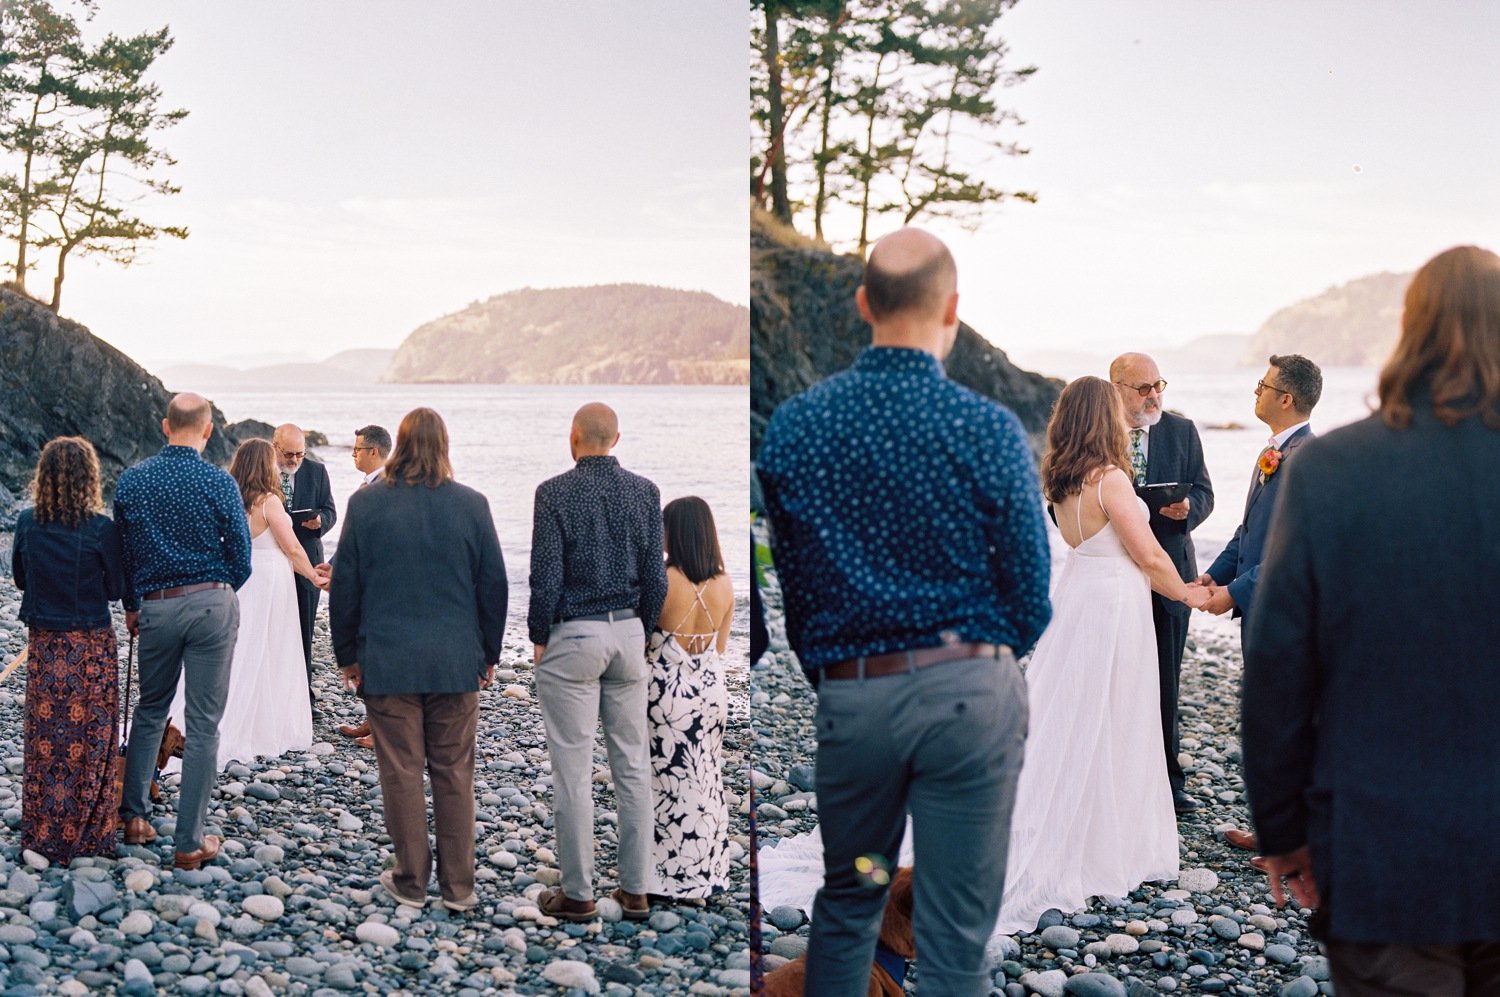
1040 376 1132 503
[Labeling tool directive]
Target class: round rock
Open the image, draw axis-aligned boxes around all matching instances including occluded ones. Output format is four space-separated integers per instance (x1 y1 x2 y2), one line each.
241 895 284 921
355 921 400 949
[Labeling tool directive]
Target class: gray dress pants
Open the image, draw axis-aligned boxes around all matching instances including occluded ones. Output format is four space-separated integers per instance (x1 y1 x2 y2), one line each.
122 587 238 852
806 651 1028 997
535 617 654 900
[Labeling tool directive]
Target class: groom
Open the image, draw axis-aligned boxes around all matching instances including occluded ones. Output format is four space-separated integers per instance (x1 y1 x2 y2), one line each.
1111 352 1214 815
759 228 1050 996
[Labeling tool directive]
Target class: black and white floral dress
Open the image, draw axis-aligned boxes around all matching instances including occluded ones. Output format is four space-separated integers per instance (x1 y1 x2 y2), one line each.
647 584 730 898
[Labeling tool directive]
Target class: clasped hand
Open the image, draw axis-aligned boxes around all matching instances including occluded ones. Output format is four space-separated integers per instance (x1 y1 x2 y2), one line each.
1190 574 1235 615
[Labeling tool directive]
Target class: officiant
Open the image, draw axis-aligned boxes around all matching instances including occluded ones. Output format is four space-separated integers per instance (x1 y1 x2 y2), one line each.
274 422 337 698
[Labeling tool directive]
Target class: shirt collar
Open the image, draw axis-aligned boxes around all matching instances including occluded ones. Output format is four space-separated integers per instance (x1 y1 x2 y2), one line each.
1271 421 1309 449
160 445 203 459
853 346 947 378
576 455 620 470
363 468 383 485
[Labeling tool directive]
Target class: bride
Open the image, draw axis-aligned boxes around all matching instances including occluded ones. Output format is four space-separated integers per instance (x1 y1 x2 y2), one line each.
759 377 1208 939
994 375 1207 934
166 439 322 772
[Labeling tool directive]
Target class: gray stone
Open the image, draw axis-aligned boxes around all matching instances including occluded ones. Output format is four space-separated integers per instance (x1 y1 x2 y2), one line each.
1064 974 1128 997
1020 969 1068 997
63 876 117 918
241 895 284 921
355 921 400 949
1265 943 1298 965
1039 924 1081 950
1280 978 1319 997
767 905 804 931
541 960 599 993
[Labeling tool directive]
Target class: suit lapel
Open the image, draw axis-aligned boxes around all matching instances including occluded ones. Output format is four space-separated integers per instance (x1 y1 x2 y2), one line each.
1244 425 1313 520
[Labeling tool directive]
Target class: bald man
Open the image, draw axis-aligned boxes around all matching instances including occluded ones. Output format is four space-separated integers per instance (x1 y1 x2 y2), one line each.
273 423 337 696
760 228 1051 996
1109 353 1214 815
527 403 667 922
115 393 253 870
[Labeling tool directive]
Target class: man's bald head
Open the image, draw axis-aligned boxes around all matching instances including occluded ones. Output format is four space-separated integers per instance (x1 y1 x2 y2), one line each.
272 423 306 449
862 228 958 322
570 402 620 457
166 393 212 432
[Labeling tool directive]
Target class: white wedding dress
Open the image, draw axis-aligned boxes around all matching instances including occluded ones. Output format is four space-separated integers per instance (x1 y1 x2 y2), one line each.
165 524 313 772
758 481 1178 941
993 484 1178 934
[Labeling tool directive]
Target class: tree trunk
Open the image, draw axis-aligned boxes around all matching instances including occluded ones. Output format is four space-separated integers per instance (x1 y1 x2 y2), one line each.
764 3 792 224
49 243 69 312
813 51 836 241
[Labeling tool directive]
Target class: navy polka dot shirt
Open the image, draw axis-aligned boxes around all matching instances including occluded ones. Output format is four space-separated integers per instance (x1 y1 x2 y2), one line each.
759 346 1052 675
114 445 253 610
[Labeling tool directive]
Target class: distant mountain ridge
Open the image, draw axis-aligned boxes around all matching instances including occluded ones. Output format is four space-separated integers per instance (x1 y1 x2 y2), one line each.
1245 271 1411 367
158 349 396 390
383 284 749 385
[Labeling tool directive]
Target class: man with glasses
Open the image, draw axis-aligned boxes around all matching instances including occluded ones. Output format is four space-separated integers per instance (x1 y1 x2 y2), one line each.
338 424 391 748
1110 352 1215 816
274 423 338 700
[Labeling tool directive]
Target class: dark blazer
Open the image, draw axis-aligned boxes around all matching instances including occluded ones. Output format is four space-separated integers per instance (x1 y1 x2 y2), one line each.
1206 424 1312 618
1242 405 1500 943
1141 410 1215 616
329 478 508 695
290 458 337 564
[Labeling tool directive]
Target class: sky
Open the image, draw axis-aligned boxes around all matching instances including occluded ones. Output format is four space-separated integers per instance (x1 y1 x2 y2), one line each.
40 2 748 368
800 1 1500 366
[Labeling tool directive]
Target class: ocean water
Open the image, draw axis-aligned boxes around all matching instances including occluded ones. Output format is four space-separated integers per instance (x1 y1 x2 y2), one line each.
202 383 751 650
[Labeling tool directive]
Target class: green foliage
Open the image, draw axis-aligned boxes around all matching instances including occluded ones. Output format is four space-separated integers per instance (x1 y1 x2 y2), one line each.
752 0 1036 251
0 0 186 311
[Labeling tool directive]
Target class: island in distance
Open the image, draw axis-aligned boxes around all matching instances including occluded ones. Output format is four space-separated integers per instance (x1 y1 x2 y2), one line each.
384 283 748 385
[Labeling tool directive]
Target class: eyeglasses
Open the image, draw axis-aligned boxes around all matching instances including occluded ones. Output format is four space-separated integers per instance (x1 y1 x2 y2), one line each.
1115 379 1167 397
351 446 376 454
276 447 306 460
1255 379 1292 397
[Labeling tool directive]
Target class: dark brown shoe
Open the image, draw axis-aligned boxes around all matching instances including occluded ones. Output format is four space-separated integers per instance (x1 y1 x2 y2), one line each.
354 734 375 749
338 721 371 738
174 834 222 870
1223 828 1259 851
538 887 597 922
611 887 650 921
122 816 157 845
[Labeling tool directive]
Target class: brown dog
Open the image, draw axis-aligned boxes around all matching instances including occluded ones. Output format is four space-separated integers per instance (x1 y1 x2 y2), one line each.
113 720 186 815
762 867 915 997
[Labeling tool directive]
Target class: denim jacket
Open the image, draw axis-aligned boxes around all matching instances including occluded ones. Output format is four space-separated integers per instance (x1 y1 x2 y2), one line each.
11 509 126 631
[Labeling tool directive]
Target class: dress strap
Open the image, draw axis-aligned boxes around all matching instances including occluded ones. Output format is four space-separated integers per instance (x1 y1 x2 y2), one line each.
668 581 718 636
1097 475 1109 520
1074 485 1086 540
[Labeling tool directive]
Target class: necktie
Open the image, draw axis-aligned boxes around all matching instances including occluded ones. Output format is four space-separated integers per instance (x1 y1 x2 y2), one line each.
280 471 293 505
1129 429 1147 486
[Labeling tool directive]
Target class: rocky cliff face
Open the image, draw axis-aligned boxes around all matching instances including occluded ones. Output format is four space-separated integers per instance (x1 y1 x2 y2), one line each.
0 286 253 509
1244 271 1411 367
382 284 749 385
751 216 1062 455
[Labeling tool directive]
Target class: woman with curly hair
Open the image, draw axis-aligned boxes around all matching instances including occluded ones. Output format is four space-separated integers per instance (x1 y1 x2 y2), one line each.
10 436 127 862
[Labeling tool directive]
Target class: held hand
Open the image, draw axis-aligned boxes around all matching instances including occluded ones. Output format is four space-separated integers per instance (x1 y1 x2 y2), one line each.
315 562 333 583
1193 573 1214 587
533 643 545 666
1201 585 1235 616
311 569 331 592
340 663 362 694
479 665 495 690
126 610 140 637
300 515 322 531
1159 498 1191 521
1182 582 1211 610
1260 845 1320 909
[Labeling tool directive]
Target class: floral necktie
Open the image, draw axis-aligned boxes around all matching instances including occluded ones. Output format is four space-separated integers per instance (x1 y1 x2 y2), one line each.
280 471 294 505
1129 429 1147 486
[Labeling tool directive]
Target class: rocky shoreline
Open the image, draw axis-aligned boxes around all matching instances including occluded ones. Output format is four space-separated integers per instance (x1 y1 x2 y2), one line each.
751 554 1332 997
0 532 752 996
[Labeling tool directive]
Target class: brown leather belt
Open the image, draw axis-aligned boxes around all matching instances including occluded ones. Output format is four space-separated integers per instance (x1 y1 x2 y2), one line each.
821 642 1007 681
142 581 231 601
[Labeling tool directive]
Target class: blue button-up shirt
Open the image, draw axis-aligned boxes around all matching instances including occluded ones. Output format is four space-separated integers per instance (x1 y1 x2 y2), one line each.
114 445 253 610
758 346 1052 674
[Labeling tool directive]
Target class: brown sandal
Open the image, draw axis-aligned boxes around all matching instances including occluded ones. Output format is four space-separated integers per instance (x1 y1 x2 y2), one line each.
538 887 597 922
612 887 650 921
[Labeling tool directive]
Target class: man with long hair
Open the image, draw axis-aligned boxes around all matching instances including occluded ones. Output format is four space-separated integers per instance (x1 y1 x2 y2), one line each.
1243 246 1500 994
329 407 507 912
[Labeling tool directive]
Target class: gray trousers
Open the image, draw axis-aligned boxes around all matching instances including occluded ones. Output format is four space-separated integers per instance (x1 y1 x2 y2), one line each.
534 617 654 900
122 587 238 852
806 652 1028 997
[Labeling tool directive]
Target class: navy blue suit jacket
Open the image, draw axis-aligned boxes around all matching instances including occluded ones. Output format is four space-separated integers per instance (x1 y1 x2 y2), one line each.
1206 424 1312 618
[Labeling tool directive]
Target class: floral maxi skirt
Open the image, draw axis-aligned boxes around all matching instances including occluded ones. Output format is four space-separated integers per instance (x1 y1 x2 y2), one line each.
22 627 119 863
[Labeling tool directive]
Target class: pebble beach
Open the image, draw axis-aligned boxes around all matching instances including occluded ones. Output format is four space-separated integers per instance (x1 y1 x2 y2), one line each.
0 532 753 997
752 548 1333 997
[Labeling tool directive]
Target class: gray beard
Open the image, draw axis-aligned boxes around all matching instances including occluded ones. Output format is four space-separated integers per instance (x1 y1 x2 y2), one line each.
1132 408 1163 429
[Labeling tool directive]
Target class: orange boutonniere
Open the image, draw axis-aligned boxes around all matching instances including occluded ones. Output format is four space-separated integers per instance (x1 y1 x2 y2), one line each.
1258 447 1283 484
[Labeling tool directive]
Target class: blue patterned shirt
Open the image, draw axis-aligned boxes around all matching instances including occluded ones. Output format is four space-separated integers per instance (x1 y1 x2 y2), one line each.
114 445 253 610
759 346 1052 674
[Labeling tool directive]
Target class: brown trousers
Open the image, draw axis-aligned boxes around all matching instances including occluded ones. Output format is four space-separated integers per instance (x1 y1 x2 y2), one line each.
365 692 479 903
1329 939 1500 996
